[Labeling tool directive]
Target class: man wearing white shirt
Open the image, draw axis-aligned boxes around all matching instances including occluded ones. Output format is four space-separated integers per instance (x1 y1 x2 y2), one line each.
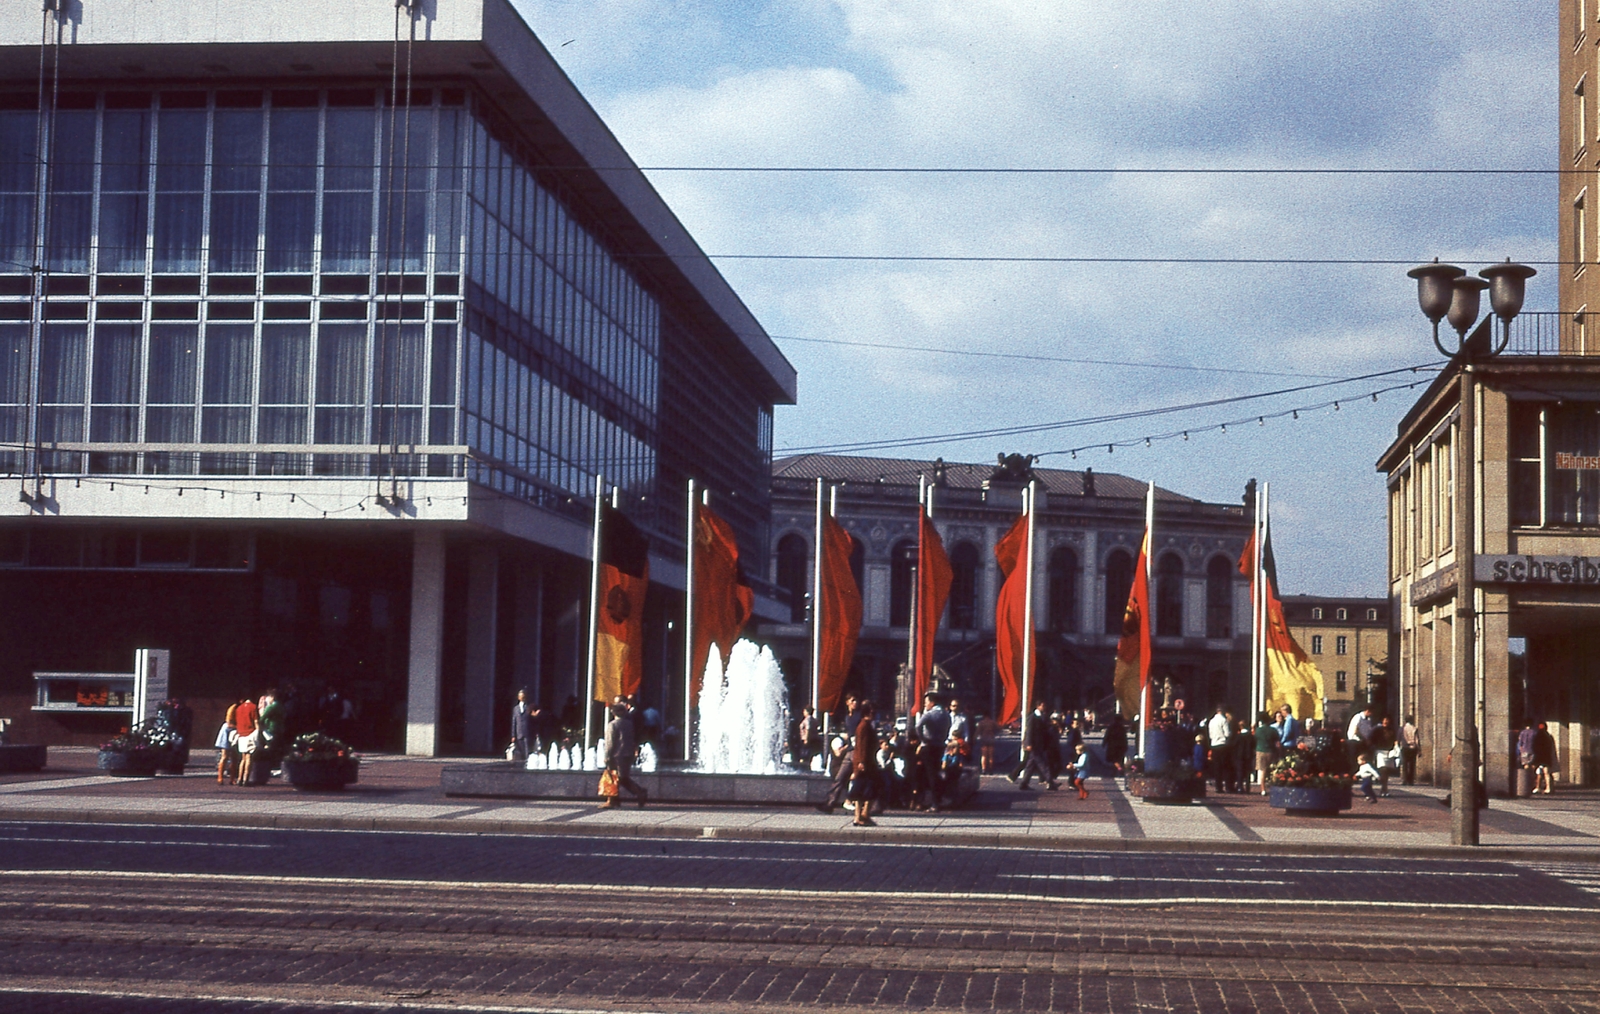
1206 706 1232 792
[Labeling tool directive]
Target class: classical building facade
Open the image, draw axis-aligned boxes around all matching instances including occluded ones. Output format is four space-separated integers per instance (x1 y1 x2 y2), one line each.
1279 595 1389 728
759 454 1254 721
0 0 792 753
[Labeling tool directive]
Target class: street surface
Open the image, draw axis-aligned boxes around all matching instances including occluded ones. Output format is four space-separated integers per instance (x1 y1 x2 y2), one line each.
3 821 1600 1013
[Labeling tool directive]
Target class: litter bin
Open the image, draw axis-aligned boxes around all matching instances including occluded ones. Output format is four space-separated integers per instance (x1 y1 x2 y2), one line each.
1516 766 1534 798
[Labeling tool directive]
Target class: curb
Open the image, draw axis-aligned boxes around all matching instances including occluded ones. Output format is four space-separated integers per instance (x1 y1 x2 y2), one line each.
3 806 1599 863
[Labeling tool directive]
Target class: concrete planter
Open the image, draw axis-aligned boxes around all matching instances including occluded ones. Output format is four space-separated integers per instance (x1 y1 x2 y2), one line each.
97 749 161 777
1128 773 1205 804
1269 784 1353 815
283 755 359 791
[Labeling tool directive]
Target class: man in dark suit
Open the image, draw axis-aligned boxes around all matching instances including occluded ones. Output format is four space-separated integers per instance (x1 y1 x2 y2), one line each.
510 689 537 763
1016 703 1060 790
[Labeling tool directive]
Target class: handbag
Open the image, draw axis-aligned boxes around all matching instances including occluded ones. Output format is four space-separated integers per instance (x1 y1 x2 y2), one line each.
598 768 620 798
845 774 871 802
505 742 517 761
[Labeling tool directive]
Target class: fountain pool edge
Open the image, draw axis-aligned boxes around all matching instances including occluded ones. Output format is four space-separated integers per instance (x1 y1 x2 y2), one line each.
441 764 834 806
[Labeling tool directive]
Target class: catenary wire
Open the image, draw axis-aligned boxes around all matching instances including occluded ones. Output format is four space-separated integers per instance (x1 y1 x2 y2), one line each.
776 364 1439 455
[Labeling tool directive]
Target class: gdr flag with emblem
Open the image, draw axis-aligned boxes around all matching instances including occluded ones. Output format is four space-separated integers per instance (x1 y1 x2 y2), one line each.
594 502 650 703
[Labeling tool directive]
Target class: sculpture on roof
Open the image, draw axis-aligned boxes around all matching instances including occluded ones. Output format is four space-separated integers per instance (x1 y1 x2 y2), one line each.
1082 467 1096 497
991 452 1037 484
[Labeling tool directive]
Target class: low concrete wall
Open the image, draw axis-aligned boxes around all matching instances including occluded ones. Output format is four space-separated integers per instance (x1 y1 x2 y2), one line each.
441 764 834 806
0 744 47 773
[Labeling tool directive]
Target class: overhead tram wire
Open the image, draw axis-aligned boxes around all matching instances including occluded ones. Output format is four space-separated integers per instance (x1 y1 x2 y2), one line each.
776 363 1440 456
772 335 1346 380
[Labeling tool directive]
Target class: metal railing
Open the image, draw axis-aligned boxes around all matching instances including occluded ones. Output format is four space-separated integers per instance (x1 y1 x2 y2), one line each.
1505 311 1577 356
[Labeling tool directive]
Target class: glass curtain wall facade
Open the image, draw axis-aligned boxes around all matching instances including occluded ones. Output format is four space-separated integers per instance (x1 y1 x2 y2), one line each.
0 85 661 520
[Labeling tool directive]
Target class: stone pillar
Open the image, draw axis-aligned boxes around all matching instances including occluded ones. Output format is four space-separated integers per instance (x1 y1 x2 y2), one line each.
1079 530 1098 636
406 528 446 756
462 541 500 755
1481 590 1511 796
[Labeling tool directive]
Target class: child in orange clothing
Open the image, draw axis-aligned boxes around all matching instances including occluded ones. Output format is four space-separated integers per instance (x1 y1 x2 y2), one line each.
1070 743 1091 799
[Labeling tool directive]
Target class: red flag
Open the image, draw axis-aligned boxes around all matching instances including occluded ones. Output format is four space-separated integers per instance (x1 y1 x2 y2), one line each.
913 510 953 705
594 503 649 703
992 513 1031 727
690 503 754 704
817 514 861 714
1112 531 1150 719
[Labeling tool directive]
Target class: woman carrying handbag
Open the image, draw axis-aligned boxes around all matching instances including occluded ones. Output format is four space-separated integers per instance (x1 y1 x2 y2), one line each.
848 700 879 827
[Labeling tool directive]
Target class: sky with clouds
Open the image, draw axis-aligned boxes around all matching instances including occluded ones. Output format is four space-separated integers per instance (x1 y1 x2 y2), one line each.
515 0 1554 596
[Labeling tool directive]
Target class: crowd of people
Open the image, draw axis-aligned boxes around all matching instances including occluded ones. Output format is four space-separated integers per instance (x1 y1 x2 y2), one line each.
213 685 353 786
815 692 981 825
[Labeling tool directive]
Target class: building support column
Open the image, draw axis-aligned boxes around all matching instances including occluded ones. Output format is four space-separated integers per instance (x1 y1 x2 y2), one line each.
512 559 545 705
406 528 446 757
462 541 500 755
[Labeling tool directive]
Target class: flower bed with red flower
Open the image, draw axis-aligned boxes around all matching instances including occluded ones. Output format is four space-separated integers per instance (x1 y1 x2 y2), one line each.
1269 749 1354 790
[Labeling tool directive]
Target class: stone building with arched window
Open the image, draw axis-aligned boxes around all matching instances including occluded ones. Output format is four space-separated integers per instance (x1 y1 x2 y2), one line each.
760 454 1255 722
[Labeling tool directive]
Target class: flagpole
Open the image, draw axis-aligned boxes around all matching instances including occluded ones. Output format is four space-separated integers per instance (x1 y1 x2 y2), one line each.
1021 479 1038 724
907 474 925 722
1139 480 1154 760
811 477 825 736
1260 481 1271 717
1248 485 1260 728
583 473 606 758
683 479 697 762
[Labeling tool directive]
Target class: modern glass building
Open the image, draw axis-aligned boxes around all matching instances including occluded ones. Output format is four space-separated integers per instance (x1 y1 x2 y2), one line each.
0 0 795 755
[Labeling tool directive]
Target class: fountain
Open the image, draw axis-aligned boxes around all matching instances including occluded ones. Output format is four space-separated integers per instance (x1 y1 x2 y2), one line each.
694 641 788 775
442 637 830 805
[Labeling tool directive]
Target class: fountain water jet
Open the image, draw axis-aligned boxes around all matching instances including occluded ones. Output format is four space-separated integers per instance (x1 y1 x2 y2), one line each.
694 639 788 774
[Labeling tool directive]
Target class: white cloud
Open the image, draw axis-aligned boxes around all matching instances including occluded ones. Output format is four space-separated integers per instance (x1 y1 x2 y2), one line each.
519 0 1554 595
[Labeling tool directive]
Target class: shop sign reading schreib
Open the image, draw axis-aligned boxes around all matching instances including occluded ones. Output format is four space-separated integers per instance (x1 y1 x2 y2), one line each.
1476 554 1600 585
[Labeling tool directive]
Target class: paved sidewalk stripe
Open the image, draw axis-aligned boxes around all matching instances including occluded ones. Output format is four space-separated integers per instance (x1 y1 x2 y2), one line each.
1100 780 1146 839
1204 802 1265 842
4 868 1595 913
0 987 643 1014
0 776 126 794
0 833 273 848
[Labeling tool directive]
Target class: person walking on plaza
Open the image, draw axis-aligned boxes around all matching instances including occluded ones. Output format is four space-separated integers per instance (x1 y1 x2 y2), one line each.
849 701 880 827
1346 706 1375 770
1069 742 1091 800
1355 752 1382 805
948 699 972 750
510 689 537 763
796 706 821 771
914 693 951 810
602 702 647 809
1399 714 1420 785
1276 705 1302 750
1371 715 1397 797
233 694 259 786
1016 703 1059 790
1102 713 1128 775
1207 706 1232 794
1533 721 1558 795
215 700 240 785
975 712 998 774
820 726 855 813
1253 711 1277 795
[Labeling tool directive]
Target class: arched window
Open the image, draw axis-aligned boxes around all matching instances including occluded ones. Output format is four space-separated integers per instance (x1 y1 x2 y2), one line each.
889 538 917 626
948 541 980 630
1104 549 1133 635
775 533 808 623
1156 553 1185 637
1048 546 1078 632
1205 555 1233 638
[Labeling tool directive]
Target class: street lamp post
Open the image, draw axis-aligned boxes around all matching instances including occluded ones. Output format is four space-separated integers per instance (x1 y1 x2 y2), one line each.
1405 258 1536 847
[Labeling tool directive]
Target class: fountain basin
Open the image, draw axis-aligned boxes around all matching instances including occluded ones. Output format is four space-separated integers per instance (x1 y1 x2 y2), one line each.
442 763 834 806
